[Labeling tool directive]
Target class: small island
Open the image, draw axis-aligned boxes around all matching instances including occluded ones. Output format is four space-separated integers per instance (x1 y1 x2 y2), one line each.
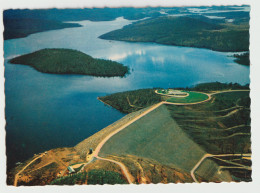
233 52 250 66
9 48 129 77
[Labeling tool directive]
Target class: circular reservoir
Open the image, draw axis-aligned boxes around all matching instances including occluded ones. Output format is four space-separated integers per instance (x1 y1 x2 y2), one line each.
165 91 209 104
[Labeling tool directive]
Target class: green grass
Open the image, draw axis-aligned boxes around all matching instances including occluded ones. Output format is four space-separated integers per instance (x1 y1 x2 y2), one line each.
9 48 129 77
167 91 250 155
99 105 223 177
166 91 209 103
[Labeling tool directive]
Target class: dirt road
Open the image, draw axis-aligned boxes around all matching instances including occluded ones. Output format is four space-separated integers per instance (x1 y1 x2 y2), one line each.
96 155 134 184
190 153 251 183
14 154 44 186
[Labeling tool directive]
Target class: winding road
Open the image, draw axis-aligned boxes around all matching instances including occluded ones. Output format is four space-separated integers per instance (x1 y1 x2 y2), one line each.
91 102 164 184
93 89 250 183
190 153 251 183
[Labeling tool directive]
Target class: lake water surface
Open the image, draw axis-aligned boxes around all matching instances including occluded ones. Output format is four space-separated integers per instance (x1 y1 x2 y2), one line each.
4 17 250 169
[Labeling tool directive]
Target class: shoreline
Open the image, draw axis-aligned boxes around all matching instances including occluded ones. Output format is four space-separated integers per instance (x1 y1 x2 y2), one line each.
97 97 112 107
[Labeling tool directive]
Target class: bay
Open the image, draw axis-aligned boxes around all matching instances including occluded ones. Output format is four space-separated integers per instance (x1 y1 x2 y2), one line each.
4 17 249 169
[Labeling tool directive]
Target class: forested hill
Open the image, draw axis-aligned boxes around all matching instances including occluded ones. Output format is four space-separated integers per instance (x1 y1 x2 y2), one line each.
99 16 249 52
9 49 129 77
3 8 162 40
3 18 81 40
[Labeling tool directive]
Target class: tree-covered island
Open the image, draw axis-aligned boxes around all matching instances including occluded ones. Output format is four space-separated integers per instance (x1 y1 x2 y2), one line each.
9 49 129 77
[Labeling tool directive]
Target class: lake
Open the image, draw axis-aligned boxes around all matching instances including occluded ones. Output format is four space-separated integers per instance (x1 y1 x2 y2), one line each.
4 17 250 169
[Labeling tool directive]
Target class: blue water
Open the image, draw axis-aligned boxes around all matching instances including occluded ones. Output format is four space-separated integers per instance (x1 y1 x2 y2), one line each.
4 17 250 169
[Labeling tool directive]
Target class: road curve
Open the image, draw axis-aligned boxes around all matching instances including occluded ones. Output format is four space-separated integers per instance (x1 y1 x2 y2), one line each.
95 155 134 184
190 153 251 183
91 102 164 184
93 89 249 183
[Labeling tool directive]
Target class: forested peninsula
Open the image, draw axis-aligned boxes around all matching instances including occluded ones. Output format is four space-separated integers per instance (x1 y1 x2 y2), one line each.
9 49 129 77
233 52 250 66
99 16 249 52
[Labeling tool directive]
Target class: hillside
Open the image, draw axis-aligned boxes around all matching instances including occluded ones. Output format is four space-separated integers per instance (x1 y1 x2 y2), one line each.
3 18 81 40
99 104 232 182
99 16 249 52
99 82 250 113
3 8 163 40
9 49 129 77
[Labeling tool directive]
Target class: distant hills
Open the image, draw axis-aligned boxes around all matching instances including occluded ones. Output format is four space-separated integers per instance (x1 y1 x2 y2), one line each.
4 6 249 40
3 8 163 40
100 16 249 52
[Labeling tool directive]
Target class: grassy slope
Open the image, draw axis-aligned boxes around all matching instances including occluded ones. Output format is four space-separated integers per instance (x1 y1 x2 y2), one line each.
99 104 228 181
75 107 150 157
167 91 250 155
9 48 129 77
167 91 251 181
166 91 209 103
100 16 249 52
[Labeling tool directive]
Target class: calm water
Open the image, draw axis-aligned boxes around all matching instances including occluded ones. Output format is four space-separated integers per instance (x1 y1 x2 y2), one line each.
4 17 250 169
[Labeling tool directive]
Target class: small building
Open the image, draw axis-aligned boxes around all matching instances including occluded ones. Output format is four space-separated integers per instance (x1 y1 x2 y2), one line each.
67 166 75 174
168 89 187 96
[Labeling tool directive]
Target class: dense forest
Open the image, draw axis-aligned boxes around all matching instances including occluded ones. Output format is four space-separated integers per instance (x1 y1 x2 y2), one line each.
50 170 126 185
233 52 250 66
189 82 250 92
4 6 249 40
99 82 249 113
99 89 162 113
3 18 81 40
9 49 129 77
100 16 249 52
